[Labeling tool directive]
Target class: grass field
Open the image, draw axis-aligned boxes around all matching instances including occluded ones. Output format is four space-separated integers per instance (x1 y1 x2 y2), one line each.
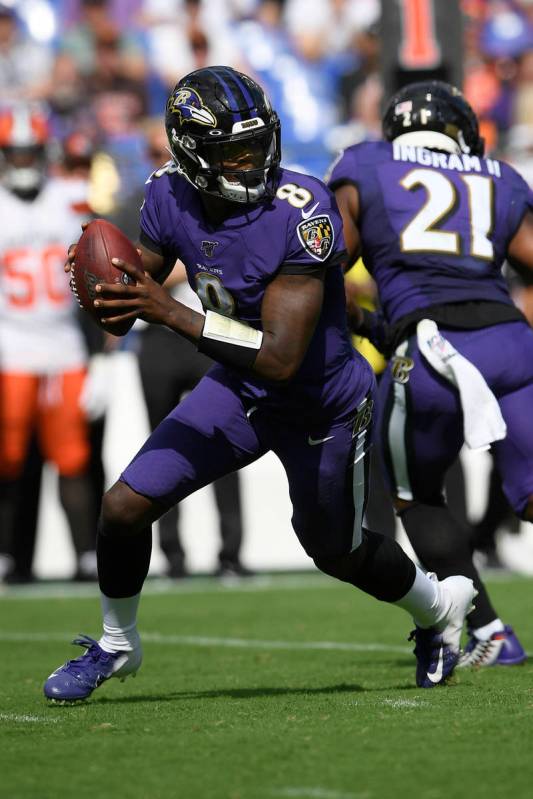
1 572 533 799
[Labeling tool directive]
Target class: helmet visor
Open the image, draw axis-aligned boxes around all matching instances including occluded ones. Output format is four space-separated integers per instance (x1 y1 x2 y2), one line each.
204 126 277 174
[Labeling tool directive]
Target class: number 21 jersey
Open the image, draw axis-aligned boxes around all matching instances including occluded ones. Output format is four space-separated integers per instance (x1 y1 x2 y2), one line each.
327 140 532 325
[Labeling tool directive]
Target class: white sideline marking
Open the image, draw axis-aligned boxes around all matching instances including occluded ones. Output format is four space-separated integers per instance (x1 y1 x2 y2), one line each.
0 571 527 602
0 631 411 654
274 789 369 799
0 574 335 601
381 698 428 709
0 713 58 725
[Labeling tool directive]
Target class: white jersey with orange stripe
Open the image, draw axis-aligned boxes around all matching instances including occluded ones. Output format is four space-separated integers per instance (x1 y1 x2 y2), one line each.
0 177 90 373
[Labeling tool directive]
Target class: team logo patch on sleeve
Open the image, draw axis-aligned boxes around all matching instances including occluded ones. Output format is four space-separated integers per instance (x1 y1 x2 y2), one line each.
297 215 334 262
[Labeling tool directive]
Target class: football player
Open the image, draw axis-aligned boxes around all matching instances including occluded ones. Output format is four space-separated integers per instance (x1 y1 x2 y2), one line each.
0 104 96 581
44 67 476 701
327 81 533 667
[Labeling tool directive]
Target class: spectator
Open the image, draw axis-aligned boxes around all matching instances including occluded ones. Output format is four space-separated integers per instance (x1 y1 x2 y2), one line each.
141 0 241 99
0 2 53 101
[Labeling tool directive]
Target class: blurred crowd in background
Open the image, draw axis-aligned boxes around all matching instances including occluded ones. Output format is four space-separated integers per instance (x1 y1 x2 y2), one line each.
1 0 532 205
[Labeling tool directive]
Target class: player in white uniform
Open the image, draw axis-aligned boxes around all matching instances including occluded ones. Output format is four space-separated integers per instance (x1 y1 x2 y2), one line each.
0 104 95 581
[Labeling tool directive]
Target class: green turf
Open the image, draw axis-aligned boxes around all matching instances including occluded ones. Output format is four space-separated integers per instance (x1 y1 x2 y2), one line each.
1 573 533 799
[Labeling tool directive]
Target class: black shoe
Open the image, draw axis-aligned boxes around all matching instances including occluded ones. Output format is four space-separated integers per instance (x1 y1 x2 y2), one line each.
73 551 98 582
4 570 35 585
72 569 97 583
166 559 189 579
214 560 255 578
475 547 507 571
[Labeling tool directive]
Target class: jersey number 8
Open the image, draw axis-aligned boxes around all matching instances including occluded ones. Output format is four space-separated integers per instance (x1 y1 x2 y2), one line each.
195 272 235 316
276 183 313 209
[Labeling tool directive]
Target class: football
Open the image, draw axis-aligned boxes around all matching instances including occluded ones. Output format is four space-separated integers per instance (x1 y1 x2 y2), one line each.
70 218 141 335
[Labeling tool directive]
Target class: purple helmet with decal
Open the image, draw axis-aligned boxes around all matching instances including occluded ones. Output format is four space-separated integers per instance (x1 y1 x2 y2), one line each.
165 66 281 204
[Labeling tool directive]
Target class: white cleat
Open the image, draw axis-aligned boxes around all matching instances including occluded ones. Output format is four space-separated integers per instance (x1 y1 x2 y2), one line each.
434 575 478 653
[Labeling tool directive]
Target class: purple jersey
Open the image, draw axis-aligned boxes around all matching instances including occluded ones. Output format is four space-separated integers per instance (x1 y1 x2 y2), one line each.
140 165 373 421
327 141 531 325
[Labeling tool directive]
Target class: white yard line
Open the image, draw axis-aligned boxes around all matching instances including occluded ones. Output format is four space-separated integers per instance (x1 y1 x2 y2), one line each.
381 698 429 709
0 713 58 724
274 789 370 799
0 630 412 654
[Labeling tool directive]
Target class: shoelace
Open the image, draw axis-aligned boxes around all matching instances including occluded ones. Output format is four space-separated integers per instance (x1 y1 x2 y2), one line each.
408 628 442 660
463 637 500 666
63 635 116 670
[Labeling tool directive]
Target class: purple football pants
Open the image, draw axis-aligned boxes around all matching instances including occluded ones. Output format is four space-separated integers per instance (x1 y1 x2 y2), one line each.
378 321 533 517
121 366 375 558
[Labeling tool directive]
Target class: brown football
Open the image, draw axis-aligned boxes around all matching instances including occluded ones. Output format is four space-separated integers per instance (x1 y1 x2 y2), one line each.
70 219 141 335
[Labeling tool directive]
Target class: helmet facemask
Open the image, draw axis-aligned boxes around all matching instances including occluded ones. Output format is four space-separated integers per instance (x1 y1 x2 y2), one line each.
0 105 49 199
0 145 47 199
169 119 281 204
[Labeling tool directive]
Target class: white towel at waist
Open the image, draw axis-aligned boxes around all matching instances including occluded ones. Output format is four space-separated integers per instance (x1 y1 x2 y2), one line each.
416 319 507 451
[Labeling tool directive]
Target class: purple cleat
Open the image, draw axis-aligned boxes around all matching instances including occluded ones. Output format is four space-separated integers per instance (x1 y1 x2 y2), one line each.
409 628 460 688
458 625 527 668
410 575 477 687
44 635 141 702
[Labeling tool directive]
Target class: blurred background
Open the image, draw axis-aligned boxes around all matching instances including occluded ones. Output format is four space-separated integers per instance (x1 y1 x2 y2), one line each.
1 0 533 582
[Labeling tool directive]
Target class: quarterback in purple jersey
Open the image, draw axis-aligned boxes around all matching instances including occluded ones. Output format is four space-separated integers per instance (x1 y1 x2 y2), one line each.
328 80 533 667
44 68 476 702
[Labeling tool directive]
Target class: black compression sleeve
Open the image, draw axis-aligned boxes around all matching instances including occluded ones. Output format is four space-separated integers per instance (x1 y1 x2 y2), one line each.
197 334 260 370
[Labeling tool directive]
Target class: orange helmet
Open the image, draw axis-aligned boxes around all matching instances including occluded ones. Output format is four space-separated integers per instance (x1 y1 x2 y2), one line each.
0 104 49 197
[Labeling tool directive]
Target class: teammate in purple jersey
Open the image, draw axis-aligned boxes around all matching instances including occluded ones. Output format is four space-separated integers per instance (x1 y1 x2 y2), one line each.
328 80 533 668
44 68 476 702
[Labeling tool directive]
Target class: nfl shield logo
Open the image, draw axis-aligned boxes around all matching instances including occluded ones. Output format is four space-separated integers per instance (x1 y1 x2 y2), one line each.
201 240 219 258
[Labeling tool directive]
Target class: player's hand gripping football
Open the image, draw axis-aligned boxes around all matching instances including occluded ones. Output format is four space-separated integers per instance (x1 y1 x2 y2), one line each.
64 221 88 276
92 257 177 327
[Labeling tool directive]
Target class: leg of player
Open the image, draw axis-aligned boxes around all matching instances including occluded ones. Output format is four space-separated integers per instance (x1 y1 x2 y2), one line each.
43 482 156 702
466 379 533 668
314 531 476 689
377 348 526 670
43 370 266 702
397 499 524 667
271 396 476 688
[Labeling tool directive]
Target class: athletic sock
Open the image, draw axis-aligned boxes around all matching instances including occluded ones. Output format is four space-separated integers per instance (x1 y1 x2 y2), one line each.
400 502 499 628
472 618 505 641
393 566 450 628
99 592 141 654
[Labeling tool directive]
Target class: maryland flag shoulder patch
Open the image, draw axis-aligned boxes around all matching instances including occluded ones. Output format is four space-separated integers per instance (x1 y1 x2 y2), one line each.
297 215 334 262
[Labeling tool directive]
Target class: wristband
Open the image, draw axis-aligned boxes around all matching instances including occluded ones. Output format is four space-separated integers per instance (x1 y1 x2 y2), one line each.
197 310 263 370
